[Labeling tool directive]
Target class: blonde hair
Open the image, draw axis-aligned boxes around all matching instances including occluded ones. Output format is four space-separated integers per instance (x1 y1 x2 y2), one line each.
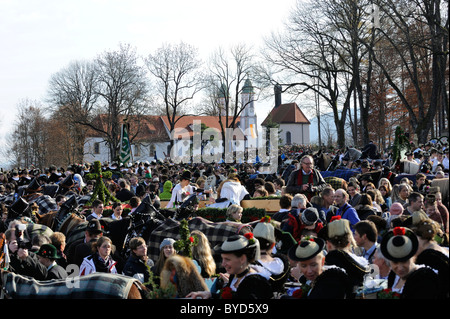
191 230 216 277
226 204 243 218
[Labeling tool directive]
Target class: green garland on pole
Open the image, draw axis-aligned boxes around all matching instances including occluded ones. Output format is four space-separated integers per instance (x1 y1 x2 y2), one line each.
392 126 411 164
173 219 198 258
84 160 120 206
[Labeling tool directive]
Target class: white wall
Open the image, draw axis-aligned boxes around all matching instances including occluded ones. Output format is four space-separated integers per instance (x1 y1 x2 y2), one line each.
280 123 310 145
83 137 170 164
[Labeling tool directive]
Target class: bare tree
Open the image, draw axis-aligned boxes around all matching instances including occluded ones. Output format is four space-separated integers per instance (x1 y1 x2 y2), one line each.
206 44 261 152
10 99 49 168
47 59 99 162
366 0 448 143
262 1 355 149
145 42 204 141
47 44 150 162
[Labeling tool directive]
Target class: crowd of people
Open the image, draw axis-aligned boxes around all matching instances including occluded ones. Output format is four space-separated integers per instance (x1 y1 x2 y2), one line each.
0 141 449 299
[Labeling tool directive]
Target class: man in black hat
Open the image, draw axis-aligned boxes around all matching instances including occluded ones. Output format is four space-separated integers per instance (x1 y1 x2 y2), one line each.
166 170 196 208
36 244 67 280
65 219 104 267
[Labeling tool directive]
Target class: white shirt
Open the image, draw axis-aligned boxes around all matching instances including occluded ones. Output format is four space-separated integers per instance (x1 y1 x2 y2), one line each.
219 181 249 205
166 183 196 208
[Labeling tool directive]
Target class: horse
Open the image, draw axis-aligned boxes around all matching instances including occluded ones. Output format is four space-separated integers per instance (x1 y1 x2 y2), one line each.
0 232 148 299
147 216 254 262
0 270 148 299
313 149 337 171
398 160 421 175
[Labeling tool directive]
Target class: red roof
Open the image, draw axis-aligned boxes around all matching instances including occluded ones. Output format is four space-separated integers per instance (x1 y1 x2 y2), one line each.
160 115 245 139
261 103 310 126
86 114 245 141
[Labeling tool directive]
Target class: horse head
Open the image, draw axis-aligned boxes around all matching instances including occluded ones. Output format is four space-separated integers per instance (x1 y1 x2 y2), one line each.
173 194 199 221
54 194 79 223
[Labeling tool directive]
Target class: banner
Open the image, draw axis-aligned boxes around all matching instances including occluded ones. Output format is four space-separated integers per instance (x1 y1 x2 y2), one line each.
119 122 132 165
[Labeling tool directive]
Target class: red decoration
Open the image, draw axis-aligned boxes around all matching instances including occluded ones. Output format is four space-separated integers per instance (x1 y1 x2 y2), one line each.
330 215 342 222
260 216 271 223
393 227 406 236
244 233 254 240
189 236 194 243
221 287 233 299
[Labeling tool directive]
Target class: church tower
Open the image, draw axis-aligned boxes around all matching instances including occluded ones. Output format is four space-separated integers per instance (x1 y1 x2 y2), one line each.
217 82 228 116
240 78 257 147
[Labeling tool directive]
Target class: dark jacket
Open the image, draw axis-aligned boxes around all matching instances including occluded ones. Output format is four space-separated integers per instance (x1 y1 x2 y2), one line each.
115 188 135 202
285 169 327 198
47 263 68 280
8 251 48 280
355 205 378 220
122 254 151 285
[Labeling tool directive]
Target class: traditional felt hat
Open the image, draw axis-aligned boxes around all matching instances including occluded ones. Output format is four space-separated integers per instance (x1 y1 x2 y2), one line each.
288 236 325 262
253 216 276 244
327 215 351 239
59 174 75 189
380 226 418 262
36 244 60 259
215 233 258 255
301 207 319 226
9 197 29 217
86 219 104 234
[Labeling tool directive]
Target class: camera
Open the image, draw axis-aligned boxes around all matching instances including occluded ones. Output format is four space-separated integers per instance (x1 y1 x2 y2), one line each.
15 224 32 250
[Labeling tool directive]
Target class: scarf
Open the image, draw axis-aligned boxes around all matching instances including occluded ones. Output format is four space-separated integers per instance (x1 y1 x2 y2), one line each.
298 170 314 200
93 253 116 273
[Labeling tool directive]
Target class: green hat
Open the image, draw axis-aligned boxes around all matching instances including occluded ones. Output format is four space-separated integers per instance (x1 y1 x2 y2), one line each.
36 244 61 260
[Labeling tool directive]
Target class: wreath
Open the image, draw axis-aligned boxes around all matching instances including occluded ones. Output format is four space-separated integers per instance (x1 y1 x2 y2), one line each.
84 160 119 206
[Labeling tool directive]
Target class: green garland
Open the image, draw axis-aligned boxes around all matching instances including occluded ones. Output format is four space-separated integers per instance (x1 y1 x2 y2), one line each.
196 207 266 223
173 219 198 258
392 126 411 164
84 160 120 206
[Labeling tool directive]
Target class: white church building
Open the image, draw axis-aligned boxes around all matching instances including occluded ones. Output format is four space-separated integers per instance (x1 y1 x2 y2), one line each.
83 79 260 164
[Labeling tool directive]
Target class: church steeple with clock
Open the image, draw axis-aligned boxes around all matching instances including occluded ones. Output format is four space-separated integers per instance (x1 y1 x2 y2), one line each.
240 78 257 141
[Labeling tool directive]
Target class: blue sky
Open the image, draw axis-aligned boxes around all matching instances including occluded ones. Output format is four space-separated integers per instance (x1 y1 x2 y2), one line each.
0 0 303 167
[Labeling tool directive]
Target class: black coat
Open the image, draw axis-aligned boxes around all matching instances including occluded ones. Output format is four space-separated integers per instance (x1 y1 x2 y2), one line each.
47 263 68 280
115 188 135 202
8 251 48 280
122 254 151 285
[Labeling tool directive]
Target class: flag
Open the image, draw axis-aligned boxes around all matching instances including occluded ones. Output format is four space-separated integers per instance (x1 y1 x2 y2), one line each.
119 123 132 165
250 124 257 138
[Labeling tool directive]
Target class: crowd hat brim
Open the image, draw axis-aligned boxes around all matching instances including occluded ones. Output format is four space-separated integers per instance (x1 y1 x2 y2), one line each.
288 237 325 262
215 234 258 254
380 227 418 262
36 244 61 259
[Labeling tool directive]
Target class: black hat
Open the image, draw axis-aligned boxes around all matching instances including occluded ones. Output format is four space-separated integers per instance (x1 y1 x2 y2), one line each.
380 227 418 262
9 197 29 217
301 207 319 226
25 178 42 193
86 219 104 234
360 174 373 182
36 244 60 259
180 170 192 181
59 174 75 189
288 236 325 262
